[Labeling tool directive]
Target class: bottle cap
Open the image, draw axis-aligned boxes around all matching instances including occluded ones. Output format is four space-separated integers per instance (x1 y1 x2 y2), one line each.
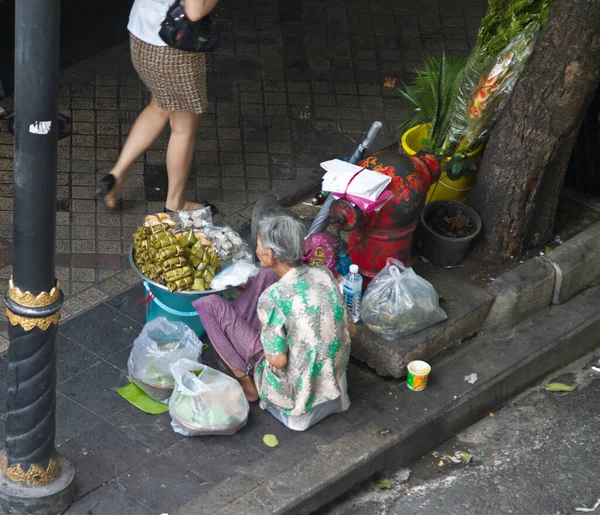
349 264 359 274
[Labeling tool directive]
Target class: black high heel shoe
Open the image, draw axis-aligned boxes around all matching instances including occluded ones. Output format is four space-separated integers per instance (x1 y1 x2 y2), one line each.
96 174 119 209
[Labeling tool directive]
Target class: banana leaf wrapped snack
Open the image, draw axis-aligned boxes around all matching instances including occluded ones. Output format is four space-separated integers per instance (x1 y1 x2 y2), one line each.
168 276 194 292
176 229 197 249
151 232 179 249
162 256 187 271
164 266 192 283
132 217 230 291
156 244 185 261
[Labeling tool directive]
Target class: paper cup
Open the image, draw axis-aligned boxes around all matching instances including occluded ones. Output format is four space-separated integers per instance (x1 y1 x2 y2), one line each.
407 360 431 391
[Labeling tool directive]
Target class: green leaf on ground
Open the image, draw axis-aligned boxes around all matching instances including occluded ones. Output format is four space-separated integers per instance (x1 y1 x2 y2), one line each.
117 383 170 415
545 382 577 392
202 343 209 351
460 452 472 463
376 479 392 490
263 434 279 447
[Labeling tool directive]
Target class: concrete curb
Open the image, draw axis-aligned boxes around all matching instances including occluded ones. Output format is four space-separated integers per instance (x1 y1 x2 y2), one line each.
482 257 555 334
482 220 600 333
175 284 600 515
543 220 600 305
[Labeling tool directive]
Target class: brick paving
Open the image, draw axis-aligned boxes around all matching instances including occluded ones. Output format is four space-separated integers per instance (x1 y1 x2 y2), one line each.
0 0 486 348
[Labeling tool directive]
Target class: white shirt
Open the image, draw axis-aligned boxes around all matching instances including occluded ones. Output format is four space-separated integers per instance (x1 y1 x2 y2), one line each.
127 0 172 46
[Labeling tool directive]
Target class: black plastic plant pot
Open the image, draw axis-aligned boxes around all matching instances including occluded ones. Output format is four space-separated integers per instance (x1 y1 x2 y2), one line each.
419 200 482 266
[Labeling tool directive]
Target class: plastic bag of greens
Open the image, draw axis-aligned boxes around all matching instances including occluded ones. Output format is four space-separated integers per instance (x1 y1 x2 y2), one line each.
169 359 249 436
360 258 447 340
127 317 203 402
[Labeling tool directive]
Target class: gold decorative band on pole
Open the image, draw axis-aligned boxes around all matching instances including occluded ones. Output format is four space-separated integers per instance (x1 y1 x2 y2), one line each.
8 277 61 308
0 454 59 485
6 310 61 332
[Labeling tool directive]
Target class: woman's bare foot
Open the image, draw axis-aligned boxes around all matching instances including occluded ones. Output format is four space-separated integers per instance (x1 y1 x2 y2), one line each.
238 375 259 402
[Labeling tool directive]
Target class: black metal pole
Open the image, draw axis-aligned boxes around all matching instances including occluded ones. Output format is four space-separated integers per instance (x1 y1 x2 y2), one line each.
0 0 74 512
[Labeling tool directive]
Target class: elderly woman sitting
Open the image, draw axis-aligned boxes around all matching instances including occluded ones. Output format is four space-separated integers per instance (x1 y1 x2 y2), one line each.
193 214 353 425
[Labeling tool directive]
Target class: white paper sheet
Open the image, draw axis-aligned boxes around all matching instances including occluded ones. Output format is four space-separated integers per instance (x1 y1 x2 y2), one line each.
321 159 391 201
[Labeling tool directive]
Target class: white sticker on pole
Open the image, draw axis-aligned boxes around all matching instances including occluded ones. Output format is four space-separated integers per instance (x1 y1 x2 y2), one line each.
29 121 52 135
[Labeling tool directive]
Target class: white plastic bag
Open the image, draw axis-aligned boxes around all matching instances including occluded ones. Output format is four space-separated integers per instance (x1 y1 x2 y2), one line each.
169 359 249 436
127 317 203 401
360 258 447 340
210 261 260 290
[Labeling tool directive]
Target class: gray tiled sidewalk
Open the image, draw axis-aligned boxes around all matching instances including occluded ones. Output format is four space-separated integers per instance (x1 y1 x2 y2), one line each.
0 283 404 514
0 0 486 346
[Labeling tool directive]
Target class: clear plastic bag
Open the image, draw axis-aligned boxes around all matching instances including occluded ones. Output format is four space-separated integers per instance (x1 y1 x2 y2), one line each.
127 317 203 401
210 261 260 290
169 359 249 436
461 33 534 149
197 224 252 263
360 258 447 340
143 207 213 231
174 207 213 231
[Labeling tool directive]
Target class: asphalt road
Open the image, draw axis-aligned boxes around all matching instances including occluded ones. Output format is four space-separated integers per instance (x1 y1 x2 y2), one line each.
321 350 600 515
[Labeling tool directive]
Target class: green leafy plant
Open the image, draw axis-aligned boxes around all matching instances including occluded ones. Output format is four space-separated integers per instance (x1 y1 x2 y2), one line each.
443 150 479 181
397 53 466 151
478 0 553 56
441 0 554 154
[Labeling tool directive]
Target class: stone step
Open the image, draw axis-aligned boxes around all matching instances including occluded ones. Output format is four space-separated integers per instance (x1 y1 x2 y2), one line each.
351 263 494 378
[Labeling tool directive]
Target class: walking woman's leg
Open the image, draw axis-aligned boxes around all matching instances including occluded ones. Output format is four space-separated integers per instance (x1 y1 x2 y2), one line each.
97 96 169 208
165 110 203 211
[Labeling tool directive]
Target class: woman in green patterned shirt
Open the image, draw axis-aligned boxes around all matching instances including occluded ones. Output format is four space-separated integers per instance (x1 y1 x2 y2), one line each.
194 214 354 423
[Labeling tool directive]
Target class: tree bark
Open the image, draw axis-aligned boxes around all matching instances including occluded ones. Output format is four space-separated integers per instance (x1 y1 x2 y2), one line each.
468 0 600 261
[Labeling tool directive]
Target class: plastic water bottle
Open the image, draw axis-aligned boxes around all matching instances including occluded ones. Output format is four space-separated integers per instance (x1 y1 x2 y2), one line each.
343 264 363 323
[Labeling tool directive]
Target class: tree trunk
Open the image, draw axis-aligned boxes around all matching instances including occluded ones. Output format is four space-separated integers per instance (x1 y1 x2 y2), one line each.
468 0 600 261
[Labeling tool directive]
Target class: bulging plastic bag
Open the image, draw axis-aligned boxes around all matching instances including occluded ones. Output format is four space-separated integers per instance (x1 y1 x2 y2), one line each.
169 359 249 436
360 258 447 340
210 261 260 290
128 317 203 401
198 224 252 263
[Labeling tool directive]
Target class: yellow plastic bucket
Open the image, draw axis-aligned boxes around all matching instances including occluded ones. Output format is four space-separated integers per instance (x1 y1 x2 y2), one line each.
401 124 483 204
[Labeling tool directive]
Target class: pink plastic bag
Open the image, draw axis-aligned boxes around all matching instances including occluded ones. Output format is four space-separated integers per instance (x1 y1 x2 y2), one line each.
303 233 340 278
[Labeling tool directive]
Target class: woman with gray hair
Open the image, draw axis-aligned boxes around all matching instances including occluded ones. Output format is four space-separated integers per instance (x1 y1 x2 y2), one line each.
193 214 353 422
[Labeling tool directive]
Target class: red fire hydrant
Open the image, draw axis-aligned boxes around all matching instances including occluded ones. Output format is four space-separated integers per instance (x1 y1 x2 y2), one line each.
329 150 440 281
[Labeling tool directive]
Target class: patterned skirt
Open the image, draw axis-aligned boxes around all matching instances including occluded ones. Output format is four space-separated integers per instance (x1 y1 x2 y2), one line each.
130 34 208 114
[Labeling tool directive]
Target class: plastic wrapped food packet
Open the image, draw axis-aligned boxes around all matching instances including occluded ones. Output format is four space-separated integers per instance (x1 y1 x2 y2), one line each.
174 207 213 231
199 224 252 263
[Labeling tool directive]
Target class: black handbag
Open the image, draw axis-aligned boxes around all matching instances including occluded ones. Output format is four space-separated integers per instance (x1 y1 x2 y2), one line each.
159 0 220 53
